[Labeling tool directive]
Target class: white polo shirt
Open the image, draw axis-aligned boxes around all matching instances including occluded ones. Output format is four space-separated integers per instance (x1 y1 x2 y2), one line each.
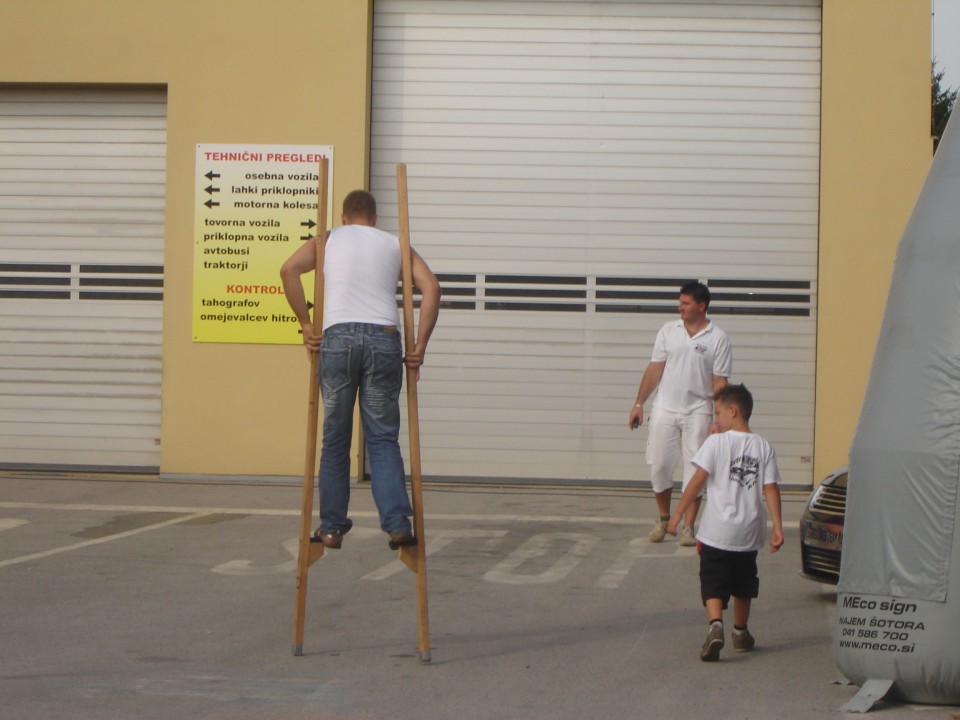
322 224 402 331
650 319 732 415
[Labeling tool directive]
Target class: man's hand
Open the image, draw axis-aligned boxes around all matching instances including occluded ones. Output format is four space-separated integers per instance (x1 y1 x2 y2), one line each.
666 515 680 536
404 347 425 382
628 405 643 429
404 346 425 370
301 323 321 358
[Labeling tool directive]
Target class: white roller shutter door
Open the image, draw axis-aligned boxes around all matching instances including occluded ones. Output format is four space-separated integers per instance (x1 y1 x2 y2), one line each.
373 0 820 487
0 86 165 470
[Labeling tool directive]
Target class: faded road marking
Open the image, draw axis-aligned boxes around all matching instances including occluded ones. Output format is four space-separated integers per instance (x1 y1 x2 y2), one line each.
362 529 508 580
485 532 600 585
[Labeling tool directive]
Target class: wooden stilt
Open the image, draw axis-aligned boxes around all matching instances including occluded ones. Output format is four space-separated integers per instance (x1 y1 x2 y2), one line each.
292 157 329 657
396 163 432 664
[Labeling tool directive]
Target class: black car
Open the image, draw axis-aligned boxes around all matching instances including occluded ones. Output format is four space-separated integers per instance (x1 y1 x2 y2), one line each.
799 466 847 584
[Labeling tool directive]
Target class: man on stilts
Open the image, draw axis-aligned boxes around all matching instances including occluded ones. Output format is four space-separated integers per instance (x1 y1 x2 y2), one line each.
280 189 441 550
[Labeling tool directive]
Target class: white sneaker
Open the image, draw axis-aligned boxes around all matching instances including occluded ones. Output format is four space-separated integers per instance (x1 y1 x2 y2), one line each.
679 526 697 547
648 518 667 543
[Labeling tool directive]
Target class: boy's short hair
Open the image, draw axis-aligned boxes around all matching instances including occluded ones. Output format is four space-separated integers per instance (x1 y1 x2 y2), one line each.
680 280 710 309
342 189 377 221
714 383 753 420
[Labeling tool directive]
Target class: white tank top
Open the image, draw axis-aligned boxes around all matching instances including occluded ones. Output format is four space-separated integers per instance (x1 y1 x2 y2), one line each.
322 224 402 331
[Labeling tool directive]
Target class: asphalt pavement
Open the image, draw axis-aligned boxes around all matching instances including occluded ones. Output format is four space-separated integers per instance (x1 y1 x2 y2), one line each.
1 471 956 719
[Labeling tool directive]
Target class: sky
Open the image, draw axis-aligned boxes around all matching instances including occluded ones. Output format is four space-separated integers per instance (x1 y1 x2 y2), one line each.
933 0 960 90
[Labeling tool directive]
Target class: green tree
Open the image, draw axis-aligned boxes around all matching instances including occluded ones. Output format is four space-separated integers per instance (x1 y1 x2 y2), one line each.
933 59 957 152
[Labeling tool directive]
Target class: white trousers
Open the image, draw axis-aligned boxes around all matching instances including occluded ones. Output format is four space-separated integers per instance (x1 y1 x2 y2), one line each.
645 407 712 494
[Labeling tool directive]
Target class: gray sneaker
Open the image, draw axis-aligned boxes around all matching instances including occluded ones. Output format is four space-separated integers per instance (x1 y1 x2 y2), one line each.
732 628 755 652
700 623 724 662
648 518 667 543
679 526 697 547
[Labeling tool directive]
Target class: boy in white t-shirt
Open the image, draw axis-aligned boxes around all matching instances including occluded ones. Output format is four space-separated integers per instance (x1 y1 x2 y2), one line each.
666 384 784 661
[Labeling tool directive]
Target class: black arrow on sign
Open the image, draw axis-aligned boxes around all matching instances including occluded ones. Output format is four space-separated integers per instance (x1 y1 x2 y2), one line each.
300 219 316 230
205 199 220 208
205 185 220 195
205 171 220 180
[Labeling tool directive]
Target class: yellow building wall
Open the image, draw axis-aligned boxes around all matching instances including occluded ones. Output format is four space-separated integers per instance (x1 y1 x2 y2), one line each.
0 1 935 483
816 0 933 483
0 0 374 477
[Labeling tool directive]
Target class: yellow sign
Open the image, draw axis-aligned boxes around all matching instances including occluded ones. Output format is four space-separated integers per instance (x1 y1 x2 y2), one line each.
192 143 334 344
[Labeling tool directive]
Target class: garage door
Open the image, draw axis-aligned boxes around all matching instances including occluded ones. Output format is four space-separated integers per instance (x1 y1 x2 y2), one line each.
371 0 820 487
0 86 166 470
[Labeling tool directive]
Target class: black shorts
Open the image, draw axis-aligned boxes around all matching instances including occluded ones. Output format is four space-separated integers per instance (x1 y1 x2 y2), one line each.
698 543 760 608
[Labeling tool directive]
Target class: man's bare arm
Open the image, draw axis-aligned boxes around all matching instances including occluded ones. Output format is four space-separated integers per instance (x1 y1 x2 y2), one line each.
628 360 665 428
279 239 321 353
405 249 441 369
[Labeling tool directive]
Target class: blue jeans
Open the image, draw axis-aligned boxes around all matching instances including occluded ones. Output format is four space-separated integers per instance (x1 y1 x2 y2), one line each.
318 323 413 535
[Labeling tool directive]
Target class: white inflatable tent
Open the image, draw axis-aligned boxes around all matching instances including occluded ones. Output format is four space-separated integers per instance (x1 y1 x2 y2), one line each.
836 111 960 706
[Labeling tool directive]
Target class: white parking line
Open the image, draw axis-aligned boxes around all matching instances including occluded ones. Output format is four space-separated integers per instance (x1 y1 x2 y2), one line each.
0 511 211 568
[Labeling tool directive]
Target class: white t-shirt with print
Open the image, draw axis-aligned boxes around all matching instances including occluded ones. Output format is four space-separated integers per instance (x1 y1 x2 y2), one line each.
692 430 781 552
650 320 732 415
